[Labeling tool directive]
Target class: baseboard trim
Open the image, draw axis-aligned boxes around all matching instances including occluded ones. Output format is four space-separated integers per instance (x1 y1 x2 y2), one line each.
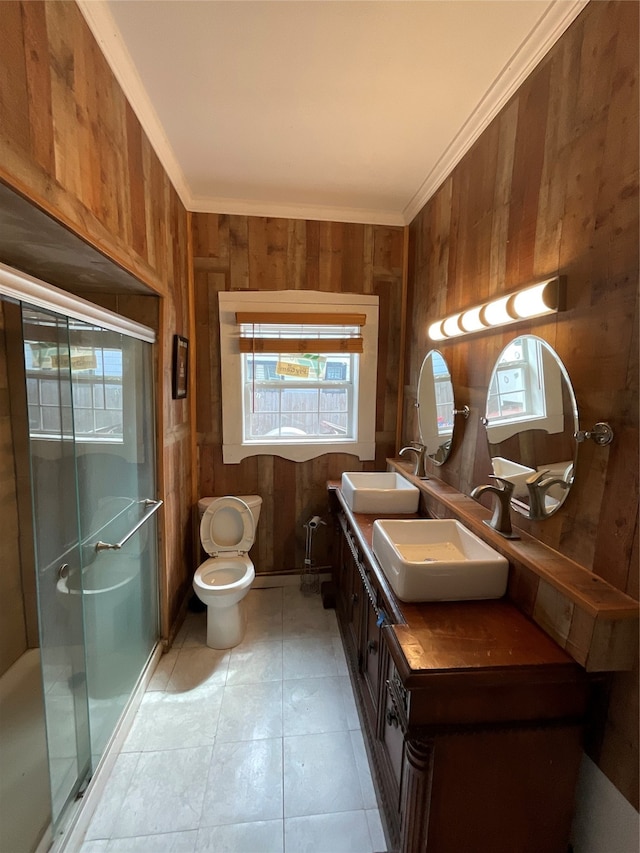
252 571 332 589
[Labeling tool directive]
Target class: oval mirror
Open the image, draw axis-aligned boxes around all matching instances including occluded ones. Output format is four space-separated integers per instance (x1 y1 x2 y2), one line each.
483 335 578 519
417 349 460 466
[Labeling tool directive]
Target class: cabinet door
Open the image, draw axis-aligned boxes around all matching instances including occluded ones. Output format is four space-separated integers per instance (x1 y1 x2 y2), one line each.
361 595 382 729
381 664 405 809
335 532 350 623
337 532 364 666
346 553 364 661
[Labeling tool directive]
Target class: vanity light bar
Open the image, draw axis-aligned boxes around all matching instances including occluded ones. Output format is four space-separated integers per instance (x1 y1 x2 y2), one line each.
428 276 565 341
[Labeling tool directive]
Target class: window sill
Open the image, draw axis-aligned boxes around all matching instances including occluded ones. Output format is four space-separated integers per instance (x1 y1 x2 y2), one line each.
222 439 375 464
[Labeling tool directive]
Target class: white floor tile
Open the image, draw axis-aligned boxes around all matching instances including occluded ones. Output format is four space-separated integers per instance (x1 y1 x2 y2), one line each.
200 738 283 826
283 731 363 818
165 647 230 693
181 613 208 649
80 841 110 852
172 612 199 649
366 809 388 852
122 686 224 752
241 588 284 643
196 819 283 852
147 649 179 691
282 636 339 679
332 636 349 675
350 730 378 811
105 830 198 851
284 810 374 853
110 747 212 838
79 588 384 853
245 587 283 615
226 640 283 685
283 676 348 736
339 675 361 730
216 681 283 742
282 596 336 638
85 752 141 841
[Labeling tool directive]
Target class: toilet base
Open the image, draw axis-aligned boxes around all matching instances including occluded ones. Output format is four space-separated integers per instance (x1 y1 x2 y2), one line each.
205 601 246 649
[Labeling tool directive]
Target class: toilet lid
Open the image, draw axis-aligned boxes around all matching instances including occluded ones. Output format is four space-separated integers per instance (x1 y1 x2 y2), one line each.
200 496 255 557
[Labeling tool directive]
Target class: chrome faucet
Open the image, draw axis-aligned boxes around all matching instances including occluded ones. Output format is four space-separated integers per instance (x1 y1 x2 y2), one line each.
526 470 570 520
399 443 427 477
470 476 519 539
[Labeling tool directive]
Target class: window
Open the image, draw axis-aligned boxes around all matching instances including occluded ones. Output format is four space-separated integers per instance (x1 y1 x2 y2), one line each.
24 335 124 442
486 337 564 445
219 291 378 463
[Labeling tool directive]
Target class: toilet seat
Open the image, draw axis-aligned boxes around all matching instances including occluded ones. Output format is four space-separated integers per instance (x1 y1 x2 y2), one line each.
200 496 255 558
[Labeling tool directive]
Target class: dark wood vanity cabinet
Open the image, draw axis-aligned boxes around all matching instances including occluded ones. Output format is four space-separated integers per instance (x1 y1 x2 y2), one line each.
331 500 588 853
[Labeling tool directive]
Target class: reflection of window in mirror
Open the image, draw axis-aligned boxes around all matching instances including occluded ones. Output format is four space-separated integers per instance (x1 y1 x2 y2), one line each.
486 337 563 445
418 349 457 466
432 351 455 437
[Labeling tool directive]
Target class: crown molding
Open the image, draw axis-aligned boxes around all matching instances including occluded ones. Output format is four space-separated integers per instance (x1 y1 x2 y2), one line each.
75 0 193 210
77 0 587 227
188 194 405 226
402 0 589 225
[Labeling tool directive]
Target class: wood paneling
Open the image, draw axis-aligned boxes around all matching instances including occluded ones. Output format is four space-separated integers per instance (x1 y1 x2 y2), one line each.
404 0 638 808
0 302 28 676
192 214 404 574
0 1 194 635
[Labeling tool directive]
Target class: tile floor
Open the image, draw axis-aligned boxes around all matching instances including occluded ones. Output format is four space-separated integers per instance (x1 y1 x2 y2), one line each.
79 586 388 853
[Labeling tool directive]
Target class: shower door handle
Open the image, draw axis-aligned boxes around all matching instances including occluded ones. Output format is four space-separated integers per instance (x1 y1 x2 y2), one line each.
94 499 163 552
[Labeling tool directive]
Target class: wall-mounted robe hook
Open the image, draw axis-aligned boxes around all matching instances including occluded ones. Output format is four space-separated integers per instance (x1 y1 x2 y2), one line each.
574 422 614 446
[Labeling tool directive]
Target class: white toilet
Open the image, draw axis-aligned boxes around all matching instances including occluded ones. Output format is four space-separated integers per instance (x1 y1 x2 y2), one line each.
193 495 262 649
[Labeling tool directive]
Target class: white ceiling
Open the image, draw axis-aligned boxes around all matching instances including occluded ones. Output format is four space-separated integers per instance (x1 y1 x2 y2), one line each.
78 1 586 225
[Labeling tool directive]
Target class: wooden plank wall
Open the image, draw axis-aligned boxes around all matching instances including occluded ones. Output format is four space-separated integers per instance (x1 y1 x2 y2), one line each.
0 1 194 634
0 303 28 676
403 0 638 808
192 215 404 573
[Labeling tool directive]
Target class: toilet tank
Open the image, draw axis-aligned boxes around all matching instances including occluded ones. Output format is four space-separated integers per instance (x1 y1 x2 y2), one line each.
197 495 262 528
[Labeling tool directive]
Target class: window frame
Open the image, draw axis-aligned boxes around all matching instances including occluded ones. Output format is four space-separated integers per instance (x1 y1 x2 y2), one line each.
486 337 565 445
218 291 379 463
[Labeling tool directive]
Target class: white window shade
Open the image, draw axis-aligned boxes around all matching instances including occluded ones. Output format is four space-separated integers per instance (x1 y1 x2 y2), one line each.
219 291 379 463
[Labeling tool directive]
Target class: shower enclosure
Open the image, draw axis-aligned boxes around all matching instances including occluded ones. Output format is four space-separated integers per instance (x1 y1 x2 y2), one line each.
0 265 160 853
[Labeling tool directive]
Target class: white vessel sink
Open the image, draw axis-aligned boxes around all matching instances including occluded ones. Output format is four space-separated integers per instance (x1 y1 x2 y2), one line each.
341 471 420 514
491 457 536 499
372 519 508 602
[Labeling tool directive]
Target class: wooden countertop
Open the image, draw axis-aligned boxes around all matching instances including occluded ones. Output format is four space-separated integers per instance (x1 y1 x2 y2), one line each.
330 462 638 672
331 485 580 680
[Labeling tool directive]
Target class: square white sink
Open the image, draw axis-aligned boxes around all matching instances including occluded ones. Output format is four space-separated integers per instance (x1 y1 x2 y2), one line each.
491 456 536 499
372 519 508 602
341 471 420 514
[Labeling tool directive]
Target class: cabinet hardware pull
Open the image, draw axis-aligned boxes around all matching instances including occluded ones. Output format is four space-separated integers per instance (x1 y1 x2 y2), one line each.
386 708 399 728
351 593 359 604
367 639 378 654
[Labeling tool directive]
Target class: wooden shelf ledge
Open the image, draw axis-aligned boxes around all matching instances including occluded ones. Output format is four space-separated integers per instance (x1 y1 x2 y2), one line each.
378 460 639 672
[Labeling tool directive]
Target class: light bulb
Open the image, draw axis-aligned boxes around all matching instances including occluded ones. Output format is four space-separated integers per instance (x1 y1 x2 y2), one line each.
428 321 446 341
459 305 486 332
483 296 512 327
512 280 554 318
442 313 464 337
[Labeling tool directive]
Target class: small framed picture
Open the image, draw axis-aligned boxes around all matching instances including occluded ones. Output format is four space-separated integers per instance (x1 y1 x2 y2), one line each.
172 335 189 399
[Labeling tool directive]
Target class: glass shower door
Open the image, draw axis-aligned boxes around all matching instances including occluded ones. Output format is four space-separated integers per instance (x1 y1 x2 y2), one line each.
23 306 92 824
67 320 159 762
23 304 159 827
